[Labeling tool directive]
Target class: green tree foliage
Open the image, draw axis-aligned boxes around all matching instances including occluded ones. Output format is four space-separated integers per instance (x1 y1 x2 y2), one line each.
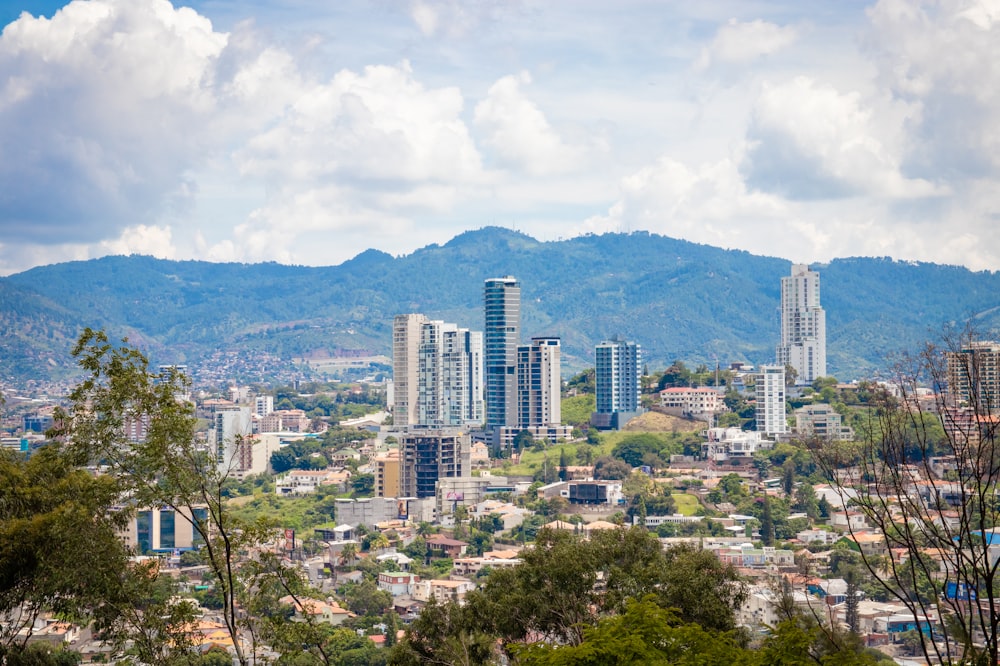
611 433 678 468
341 579 392 617
54 330 326 666
271 448 297 473
761 495 776 546
352 473 376 497
657 361 693 389
0 643 83 666
511 596 745 666
643 493 678 516
592 456 632 480
0 445 131 649
388 597 497 666
564 368 596 394
393 527 747 662
794 482 821 521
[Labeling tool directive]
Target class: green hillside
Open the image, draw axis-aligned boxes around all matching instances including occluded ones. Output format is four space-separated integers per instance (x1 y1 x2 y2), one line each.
3 227 1000 384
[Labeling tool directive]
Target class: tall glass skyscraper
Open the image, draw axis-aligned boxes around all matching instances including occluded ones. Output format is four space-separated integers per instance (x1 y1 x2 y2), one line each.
484 276 521 429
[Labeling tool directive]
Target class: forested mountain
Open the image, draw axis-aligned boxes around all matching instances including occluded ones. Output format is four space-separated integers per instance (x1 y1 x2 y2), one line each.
3 226 1000 384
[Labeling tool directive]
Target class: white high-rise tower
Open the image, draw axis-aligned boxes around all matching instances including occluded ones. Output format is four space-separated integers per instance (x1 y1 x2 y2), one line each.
776 263 827 384
517 337 562 428
756 365 788 437
393 314 484 428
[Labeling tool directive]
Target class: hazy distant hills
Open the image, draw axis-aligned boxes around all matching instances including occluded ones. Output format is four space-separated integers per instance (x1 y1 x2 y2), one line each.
3 226 1000 385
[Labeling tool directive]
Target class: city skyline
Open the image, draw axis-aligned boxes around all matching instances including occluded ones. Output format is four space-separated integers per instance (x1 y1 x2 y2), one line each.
3 1 1000 275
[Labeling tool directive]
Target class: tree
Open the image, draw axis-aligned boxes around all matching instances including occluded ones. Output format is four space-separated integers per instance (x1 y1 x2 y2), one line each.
400 527 747 661
55 330 317 666
342 579 392 617
812 328 1000 665
0 643 84 666
782 460 795 495
511 596 747 666
793 482 820 521
592 456 631 480
657 361 693 389
513 430 535 454
388 597 497 665
339 543 359 567
611 433 671 468
271 448 297 473
367 531 390 553
0 446 184 657
352 473 375 497
760 494 775 546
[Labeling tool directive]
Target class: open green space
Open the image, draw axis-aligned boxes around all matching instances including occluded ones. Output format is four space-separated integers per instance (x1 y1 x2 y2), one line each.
671 493 700 516
500 430 693 478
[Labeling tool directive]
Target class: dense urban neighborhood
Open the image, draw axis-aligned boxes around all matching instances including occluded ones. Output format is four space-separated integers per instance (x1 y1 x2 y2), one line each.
2 264 999 665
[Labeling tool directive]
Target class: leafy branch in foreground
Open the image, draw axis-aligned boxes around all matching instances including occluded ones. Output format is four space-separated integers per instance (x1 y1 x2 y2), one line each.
55 329 322 665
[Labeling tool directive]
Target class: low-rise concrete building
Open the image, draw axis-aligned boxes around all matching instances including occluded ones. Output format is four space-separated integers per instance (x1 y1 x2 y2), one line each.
377 571 420 596
793 404 854 441
659 387 724 421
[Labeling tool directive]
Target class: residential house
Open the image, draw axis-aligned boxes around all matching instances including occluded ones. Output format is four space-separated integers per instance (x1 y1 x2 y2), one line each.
377 571 420 597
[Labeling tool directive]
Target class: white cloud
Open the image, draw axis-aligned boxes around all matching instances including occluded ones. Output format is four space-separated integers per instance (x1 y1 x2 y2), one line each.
0 0 227 244
410 1 440 37
742 76 943 199
408 0 505 39
0 1 489 270
696 18 799 70
474 72 586 176
237 61 481 185
100 224 177 259
582 155 789 251
223 61 484 262
865 0 1000 179
4 0 1000 275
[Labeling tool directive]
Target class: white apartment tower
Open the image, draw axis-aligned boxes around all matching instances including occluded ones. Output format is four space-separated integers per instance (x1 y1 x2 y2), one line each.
254 395 274 417
484 277 521 429
417 322 484 427
214 405 253 473
517 337 562 428
755 365 788 437
393 314 427 428
776 263 827 384
946 341 1000 410
393 314 484 428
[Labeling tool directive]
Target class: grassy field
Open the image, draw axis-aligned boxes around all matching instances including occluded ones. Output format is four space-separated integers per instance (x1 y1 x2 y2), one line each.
500 430 694 478
499 430 643 477
671 493 701 516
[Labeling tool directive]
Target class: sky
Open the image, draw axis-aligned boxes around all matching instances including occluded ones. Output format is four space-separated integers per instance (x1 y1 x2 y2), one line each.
1 0 999 275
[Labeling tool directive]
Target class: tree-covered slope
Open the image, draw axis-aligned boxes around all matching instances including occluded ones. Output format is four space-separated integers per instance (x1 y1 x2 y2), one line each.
3 227 1000 383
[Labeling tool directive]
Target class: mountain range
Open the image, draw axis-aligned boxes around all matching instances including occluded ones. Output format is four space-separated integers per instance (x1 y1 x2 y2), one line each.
3 226 1000 386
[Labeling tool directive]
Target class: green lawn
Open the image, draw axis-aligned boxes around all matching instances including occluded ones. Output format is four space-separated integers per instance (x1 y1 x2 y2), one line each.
671 493 700 516
501 430 682 478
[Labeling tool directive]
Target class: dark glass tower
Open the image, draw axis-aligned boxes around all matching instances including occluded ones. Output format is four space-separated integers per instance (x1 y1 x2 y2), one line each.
484 276 521 428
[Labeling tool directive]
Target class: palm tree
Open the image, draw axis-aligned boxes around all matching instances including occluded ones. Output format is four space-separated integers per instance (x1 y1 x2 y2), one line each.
340 542 358 567
369 532 390 554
